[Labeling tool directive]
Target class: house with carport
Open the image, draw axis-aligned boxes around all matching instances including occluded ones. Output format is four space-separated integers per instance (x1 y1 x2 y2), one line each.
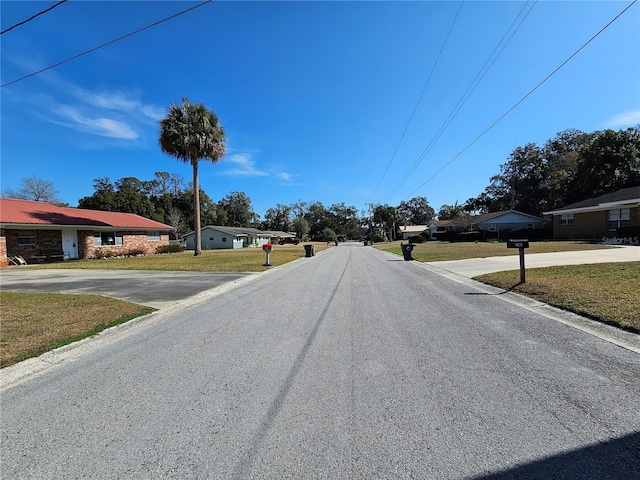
0 198 172 267
182 225 272 250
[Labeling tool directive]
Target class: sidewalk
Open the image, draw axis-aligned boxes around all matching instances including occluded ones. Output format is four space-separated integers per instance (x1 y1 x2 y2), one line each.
424 246 639 278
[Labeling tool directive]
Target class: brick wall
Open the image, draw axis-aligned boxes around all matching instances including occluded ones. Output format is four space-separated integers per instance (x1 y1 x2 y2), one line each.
2 229 63 262
0 232 7 268
553 206 640 239
2 228 168 262
80 231 169 259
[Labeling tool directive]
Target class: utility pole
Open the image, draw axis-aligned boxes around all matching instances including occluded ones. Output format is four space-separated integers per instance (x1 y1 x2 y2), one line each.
367 203 374 244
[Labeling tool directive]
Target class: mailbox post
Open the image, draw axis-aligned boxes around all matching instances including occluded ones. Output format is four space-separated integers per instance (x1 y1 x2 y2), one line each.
507 239 529 283
262 243 273 267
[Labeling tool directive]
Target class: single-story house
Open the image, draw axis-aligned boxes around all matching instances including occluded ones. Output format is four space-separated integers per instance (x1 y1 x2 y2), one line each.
543 186 640 241
472 210 548 239
182 225 272 250
428 210 548 240
0 198 173 267
265 230 297 243
428 220 455 239
398 225 429 240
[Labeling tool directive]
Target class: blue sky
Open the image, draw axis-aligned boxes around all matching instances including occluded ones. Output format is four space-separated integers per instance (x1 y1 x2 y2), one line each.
2 0 639 219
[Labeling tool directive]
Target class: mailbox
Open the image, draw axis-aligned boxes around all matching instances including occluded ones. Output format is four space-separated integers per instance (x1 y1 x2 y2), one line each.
507 239 529 249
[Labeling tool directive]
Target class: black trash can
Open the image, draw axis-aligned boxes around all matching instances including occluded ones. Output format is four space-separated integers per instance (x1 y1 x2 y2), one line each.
401 243 414 261
304 244 315 257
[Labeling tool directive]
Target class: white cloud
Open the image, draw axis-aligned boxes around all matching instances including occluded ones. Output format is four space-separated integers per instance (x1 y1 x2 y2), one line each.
607 110 640 128
275 172 292 182
221 154 269 176
51 105 139 139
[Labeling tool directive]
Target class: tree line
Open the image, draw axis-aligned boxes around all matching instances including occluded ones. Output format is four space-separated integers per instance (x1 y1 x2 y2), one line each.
4 124 637 242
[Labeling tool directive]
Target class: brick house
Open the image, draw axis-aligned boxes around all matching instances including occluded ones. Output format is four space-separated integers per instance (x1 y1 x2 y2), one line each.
0 198 173 267
543 186 640 240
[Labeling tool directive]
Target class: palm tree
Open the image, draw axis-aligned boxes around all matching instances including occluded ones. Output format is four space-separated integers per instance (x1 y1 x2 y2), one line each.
158 98 226 256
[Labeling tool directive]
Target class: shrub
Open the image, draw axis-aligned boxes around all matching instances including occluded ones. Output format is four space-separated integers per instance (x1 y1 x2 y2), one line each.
617 225 640 238
93 248 117 259
408 235 424 244
156 244 185 254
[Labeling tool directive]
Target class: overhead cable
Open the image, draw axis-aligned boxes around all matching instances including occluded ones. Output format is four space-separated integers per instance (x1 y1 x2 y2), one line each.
372 1 465 197
385 1 537 202
402 0 638 201
1 0 68 35
1 0 212 88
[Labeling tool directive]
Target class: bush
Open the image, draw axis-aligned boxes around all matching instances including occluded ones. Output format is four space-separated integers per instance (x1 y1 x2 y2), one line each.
156 244 185 254
617 225 640 238
408 235 425 244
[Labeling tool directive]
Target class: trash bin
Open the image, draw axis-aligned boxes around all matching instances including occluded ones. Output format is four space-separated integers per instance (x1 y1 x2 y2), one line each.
304 244 315 257
401 243 414 261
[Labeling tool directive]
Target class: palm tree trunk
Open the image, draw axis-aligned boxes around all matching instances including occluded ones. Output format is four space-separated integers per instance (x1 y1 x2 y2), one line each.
192 160 202 256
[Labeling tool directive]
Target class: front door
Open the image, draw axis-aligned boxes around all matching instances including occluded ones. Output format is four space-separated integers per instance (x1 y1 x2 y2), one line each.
61 229 78 259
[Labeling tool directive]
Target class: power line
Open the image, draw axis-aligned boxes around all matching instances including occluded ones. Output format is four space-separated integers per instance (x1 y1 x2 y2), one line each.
372 1 465 196
384 0 537 203
1 0 212 88
1 0 68 35
402 0 638 201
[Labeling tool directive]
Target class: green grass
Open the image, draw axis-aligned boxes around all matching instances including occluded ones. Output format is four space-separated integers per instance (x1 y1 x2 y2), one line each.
375 240 613 262
1 292 154 368
33 243 330 272
474 262 640 333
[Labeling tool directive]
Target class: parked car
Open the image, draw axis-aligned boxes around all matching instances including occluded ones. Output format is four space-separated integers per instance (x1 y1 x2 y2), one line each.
278 237 300 245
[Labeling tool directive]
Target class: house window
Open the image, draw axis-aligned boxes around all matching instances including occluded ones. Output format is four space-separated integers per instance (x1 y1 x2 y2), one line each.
560 214 574 225
488 224 497 232
17 230 36 246
222 237 227 242
94 231 123 246
147 232 161 241
608 208 630 231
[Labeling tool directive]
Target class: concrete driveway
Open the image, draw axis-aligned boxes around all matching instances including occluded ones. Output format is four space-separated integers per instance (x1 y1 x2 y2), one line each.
424 245 639 278
0 269 254 309
1 246 637 309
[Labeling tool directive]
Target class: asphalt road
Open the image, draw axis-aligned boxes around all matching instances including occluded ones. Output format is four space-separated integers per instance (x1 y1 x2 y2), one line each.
1 243 639 479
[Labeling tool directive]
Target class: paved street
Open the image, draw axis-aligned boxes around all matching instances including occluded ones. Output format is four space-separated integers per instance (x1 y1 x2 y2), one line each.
1 243 639 479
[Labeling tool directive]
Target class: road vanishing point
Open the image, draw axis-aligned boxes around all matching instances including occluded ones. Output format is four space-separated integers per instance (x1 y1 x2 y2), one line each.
1 243 639 479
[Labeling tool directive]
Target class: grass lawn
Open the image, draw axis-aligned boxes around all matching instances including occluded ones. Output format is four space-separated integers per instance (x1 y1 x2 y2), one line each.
0 292 154 368
31 243 330 272
3 240 635 368
374 240 613 262
474 262 640 333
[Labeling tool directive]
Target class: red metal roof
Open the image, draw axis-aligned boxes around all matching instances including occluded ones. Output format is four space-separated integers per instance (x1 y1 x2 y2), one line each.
0 198 172 230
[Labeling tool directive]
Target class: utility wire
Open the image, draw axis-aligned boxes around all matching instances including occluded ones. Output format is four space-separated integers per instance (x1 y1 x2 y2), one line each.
385 0 537 202
1 0 67 35
1 0 212 88
372 1 465 196
402 0 638 201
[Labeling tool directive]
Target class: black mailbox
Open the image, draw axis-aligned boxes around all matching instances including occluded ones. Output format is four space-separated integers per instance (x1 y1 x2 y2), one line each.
507 239 529 249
